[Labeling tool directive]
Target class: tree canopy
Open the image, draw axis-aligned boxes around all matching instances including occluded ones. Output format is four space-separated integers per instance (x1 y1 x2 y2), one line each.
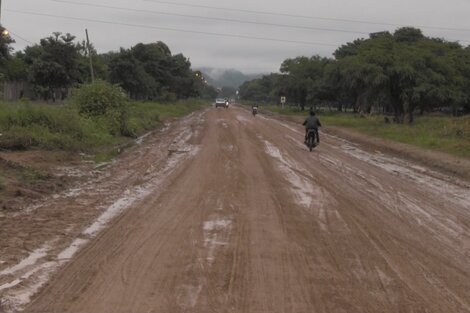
239 27 470 123
2 33 211 101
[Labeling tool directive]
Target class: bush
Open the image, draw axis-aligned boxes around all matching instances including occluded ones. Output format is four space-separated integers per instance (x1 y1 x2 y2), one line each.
72 80 131 136
73 80 126 116
0 102 119 151
0 98 206 152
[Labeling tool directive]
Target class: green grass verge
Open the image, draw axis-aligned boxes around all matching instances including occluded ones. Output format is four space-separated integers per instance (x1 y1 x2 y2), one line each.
127 99 207 134
0 99 208 154
258 104 470 159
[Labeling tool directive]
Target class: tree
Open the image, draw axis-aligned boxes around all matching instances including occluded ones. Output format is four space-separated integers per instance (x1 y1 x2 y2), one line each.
23 32 83 100
393 27 425 43
278 56 333 110
0 31 15 82
108 48 157 99
240 27 470 122
239 74 279 103
106 42 198 100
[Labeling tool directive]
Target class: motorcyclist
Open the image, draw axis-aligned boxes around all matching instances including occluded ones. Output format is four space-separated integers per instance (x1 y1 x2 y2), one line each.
303 110 322 144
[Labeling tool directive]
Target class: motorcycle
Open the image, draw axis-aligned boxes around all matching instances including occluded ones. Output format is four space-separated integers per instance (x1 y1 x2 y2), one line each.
252 106 258 116
305 129 319 151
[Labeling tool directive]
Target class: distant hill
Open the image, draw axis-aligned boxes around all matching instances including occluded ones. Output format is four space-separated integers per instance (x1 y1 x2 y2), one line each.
197 68 264 89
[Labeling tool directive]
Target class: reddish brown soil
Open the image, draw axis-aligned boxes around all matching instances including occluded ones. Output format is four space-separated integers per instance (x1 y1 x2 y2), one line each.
1 107 469 313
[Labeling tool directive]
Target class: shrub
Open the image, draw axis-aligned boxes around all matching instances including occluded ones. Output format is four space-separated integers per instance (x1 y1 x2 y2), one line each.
72 80 132 136
73 80 126 116
0 102 118 151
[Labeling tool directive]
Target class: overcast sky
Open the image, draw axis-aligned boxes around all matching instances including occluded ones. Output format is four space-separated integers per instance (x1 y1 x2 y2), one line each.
3 0 470 74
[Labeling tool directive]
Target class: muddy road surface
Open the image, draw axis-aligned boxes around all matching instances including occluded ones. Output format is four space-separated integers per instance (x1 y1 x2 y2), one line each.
2 106 470 313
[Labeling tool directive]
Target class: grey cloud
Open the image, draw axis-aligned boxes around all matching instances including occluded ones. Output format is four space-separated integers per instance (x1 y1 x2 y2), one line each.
3 0 470 74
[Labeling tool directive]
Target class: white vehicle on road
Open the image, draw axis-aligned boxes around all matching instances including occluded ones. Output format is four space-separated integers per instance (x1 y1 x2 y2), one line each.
215 98 229 108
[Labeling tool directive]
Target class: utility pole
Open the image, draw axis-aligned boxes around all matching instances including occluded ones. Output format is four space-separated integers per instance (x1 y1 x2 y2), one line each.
85 29 95 83
0 0 7 38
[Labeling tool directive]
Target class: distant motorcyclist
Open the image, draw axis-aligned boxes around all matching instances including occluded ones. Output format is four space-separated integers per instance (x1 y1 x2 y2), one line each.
303 110 322 144
252 104 259 115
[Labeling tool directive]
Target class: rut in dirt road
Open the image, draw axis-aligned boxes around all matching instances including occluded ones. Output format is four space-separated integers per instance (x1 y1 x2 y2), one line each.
13 106 470 312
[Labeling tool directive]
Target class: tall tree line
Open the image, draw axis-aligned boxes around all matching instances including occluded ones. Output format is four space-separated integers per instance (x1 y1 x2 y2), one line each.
0 32 217 101
239 27 470 123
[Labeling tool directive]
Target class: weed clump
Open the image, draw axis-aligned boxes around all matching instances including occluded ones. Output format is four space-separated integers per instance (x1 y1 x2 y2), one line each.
72 80 133 137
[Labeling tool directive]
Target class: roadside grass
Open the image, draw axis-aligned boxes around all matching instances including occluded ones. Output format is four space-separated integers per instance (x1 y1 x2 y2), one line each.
0 101 121 151
127 99 207 134
0 99 208 155
258 104 470 159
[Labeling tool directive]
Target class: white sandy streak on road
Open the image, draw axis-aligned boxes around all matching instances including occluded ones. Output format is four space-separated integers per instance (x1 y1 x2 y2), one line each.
203 219 232 266
263 114 470 206
263 138 315 208
0 127 201 312
261 135 344 234
264 114 470 253
0 244 49 278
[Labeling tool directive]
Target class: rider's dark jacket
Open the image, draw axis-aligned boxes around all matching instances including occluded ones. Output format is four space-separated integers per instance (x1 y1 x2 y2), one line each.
303 116 322 129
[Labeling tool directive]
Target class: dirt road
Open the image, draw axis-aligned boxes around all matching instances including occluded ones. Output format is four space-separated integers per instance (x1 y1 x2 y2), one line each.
2 106 470 312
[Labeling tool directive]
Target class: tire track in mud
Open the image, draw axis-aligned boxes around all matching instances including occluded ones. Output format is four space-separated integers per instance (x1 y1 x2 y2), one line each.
0 111 207 312
245 107 470 312
5 106 470 313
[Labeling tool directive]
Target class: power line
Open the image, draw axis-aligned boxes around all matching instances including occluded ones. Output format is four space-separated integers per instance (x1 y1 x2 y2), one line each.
143 0 470 33
5 9 341 47
48 0 370 36
7 29 34 44
22 1 470 45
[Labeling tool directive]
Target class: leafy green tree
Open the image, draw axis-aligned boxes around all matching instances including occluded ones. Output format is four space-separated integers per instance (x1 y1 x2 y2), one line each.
0 32 15 82
4 52 27 81
107 42 198 100
279 56 332 110
167 53 197 98
108 48 157 99
239 74 279 102
23 32 83 100
242 27 470 121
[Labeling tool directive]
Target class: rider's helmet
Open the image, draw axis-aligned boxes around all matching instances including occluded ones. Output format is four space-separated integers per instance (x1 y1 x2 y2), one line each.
310 110 316 116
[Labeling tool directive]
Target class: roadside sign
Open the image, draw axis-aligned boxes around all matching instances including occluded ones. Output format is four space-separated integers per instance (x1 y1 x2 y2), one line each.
280 96 286 105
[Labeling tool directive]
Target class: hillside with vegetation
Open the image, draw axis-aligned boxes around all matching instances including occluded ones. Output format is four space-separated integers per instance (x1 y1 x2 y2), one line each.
198 67 263 89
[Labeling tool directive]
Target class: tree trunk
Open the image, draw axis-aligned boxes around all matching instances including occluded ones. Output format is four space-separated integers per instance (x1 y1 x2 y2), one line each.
337 102 343 112
393 104 404 123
